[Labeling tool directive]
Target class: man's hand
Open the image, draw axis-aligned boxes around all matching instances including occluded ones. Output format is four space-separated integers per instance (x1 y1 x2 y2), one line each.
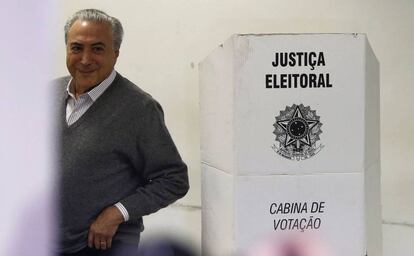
88 206 124 250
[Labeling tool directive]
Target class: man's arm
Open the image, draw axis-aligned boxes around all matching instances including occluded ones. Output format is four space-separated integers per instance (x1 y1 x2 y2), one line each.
89 99 189 249
119 99 189 220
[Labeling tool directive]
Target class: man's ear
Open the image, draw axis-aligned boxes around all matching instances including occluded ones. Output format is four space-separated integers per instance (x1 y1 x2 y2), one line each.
115 50 120 58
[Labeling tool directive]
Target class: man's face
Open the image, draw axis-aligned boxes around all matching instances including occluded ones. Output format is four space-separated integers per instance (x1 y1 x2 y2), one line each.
66 20 119 90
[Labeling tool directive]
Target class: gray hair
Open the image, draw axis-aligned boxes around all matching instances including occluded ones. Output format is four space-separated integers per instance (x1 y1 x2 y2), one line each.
64 9 124 51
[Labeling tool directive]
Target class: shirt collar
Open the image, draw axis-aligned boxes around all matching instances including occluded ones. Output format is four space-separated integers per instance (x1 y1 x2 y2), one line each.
65 69 117 102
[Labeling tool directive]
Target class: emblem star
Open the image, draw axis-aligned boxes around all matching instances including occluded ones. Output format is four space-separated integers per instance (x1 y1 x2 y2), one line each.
276 106 319 149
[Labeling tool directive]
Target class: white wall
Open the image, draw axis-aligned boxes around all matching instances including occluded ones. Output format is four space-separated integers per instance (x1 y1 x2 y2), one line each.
54 0 414 254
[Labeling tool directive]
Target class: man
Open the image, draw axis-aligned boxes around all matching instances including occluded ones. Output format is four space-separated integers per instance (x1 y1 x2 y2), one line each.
55 9 189 256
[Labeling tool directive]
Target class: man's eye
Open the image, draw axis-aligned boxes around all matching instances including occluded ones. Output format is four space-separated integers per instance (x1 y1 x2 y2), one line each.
93 47 104 53
71 46 81 52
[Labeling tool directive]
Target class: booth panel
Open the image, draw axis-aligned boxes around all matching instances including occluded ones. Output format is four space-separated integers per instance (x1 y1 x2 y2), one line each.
201 164 235 255
199 36 236 173
234 173 366 256
233 34 370 175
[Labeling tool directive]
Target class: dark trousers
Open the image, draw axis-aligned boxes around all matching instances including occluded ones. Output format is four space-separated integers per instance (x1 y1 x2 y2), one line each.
60 242 139 256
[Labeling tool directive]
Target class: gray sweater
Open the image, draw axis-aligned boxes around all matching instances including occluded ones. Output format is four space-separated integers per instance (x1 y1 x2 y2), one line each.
56 73 189 253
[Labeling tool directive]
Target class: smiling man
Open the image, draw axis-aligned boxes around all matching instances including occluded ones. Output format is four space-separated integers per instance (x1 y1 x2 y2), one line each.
66 20 118 95
55 9 189 256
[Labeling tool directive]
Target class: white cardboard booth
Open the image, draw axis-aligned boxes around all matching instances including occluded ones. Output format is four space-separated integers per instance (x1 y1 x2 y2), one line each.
199 34 381 256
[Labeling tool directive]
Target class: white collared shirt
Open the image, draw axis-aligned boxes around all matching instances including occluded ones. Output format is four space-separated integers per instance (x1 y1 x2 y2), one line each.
65 69 116 125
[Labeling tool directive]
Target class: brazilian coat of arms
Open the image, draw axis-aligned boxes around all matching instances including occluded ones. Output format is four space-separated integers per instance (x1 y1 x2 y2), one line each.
272 104 323 160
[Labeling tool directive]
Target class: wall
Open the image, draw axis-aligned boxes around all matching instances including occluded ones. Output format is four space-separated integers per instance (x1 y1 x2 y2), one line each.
54 0 414 254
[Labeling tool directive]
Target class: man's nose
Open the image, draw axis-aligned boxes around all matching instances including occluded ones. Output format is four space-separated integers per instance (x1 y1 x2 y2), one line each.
80 50 92 65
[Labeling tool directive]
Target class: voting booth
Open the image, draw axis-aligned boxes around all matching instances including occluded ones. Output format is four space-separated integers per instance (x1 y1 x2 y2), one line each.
199 34 382 256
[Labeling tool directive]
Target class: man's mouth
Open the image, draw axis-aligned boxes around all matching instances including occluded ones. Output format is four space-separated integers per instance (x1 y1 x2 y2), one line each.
78 69 96 74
